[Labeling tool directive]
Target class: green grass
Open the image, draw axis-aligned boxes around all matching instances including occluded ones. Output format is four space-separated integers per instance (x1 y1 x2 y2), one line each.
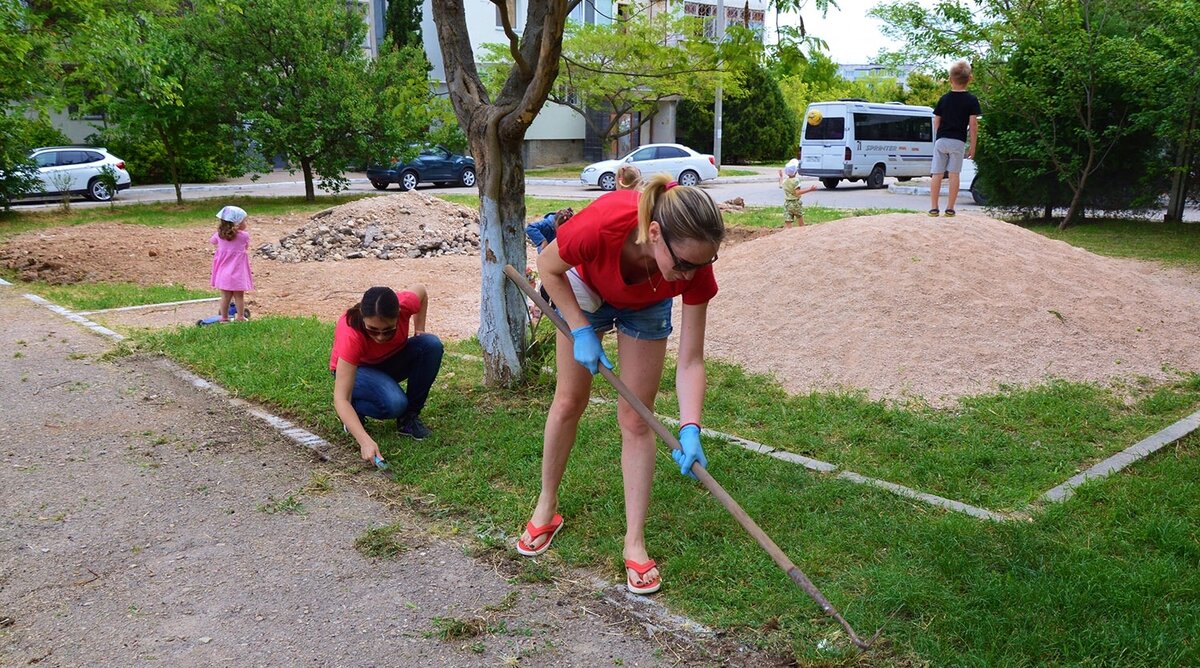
142 316 1200 666
1022 218 1200 269
724 205 913 229
657 358 1200 509
0 194 373 240
523 164 588 178
14 281 212 311
718 168 760 177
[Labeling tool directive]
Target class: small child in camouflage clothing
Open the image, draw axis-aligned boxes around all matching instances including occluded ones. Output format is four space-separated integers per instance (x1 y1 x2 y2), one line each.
778 160 818 229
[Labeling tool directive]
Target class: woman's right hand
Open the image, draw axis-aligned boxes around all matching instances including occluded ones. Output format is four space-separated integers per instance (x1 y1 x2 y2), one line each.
359 438 381 463
571 325 612 374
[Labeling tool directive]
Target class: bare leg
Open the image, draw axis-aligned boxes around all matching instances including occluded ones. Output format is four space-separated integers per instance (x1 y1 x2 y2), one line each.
232 291 247 321
946 172 961 211
217 290 232 321
520 328 596 550
929 173 943 212
615 333 667 589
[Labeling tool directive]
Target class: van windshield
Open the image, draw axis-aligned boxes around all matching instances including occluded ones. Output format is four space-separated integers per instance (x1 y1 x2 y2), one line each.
804 116 845 141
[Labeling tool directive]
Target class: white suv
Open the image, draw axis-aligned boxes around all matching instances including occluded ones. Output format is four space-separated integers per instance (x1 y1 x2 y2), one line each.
28 146 132 202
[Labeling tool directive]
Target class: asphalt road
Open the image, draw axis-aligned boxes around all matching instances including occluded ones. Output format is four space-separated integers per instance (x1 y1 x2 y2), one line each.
10 170 982 214
13 170 1196 220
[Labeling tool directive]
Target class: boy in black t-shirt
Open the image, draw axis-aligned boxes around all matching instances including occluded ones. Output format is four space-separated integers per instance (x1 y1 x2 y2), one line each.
930 60 981 217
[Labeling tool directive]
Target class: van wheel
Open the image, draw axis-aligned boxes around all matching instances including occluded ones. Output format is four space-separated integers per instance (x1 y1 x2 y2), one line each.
820 178 840 190
971 178 988 206
866 165 886 189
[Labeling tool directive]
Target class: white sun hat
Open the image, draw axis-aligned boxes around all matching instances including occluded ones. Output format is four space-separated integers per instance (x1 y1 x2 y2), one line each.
216 205 247 224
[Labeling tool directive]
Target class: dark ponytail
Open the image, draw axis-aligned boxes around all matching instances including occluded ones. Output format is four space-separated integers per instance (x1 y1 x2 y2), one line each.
345 286 400 332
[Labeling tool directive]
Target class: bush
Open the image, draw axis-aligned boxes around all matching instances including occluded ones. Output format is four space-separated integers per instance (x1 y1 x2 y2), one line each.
676 63 796 164
86 126 237 185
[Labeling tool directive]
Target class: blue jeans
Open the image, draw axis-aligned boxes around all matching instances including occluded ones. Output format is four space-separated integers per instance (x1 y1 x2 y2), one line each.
347 334 444 421
581 298 673 340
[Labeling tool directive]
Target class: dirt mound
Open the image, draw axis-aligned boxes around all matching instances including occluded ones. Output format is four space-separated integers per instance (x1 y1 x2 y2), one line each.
258 192 479 262
706 212 1200 404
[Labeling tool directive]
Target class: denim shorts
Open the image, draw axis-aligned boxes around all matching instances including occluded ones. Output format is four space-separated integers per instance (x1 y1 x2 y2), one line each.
576 298 673 341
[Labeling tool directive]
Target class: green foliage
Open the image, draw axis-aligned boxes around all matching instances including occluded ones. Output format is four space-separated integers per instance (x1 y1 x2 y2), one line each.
678 64 797 163
192 0 432 199
384 0 424 52
0 113 43 209
482 9 748 150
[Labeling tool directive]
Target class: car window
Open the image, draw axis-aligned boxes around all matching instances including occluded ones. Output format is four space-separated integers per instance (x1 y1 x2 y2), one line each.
34 152 58 168
418 147 437 157
432 147 450 159
84 151 105 163
629 147 656 162
655 146 688 159
57 151 89 166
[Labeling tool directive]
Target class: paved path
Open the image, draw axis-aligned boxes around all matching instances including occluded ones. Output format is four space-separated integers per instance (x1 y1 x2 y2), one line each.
0 288 773 667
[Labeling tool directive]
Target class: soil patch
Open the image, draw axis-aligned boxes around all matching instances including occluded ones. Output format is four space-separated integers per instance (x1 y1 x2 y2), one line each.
706 212 1200 403
4 208 1198 404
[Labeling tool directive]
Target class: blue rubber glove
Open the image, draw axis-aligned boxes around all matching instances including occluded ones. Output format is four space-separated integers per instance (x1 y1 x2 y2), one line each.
571 325 612 374
672 424 708 479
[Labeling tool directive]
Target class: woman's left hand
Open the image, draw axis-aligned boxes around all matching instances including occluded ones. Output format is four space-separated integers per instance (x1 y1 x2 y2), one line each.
672 424 707 479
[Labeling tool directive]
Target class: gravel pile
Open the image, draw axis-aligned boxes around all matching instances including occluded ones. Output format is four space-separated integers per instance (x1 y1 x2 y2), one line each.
258 192 480 263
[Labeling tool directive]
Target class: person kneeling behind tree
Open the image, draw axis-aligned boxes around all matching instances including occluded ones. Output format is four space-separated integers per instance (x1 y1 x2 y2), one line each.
331 286 443 465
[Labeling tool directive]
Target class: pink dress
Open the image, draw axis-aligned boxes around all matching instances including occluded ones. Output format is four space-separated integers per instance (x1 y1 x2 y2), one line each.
210 230 254 291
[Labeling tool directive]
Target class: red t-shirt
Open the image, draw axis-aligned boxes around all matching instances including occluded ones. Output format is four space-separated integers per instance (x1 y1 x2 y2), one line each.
556 190 718 310
328 289 422 371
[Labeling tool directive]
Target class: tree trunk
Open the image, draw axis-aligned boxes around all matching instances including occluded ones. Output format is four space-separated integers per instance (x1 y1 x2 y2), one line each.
474 123 529 386
431 0 570 387
300 157 315 201
1165 104 1197 223
161 128 183 205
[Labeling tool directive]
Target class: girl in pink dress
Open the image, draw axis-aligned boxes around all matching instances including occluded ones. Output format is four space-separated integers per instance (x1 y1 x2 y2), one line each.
209 205 254 322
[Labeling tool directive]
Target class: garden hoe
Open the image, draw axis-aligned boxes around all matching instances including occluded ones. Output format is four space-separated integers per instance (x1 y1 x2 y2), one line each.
503 265 879 651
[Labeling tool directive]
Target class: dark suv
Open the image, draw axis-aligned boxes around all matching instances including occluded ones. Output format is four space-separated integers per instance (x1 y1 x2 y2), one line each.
367 145 476 191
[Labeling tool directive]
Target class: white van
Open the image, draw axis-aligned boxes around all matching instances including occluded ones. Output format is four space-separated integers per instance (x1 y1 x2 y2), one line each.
799 100 934 190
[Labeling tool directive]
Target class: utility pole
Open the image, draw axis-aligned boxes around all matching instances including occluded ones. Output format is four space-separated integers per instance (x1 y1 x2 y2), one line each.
712 0 725 167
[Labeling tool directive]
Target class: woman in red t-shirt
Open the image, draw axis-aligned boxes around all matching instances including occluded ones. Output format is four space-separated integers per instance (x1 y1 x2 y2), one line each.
516 173 725 595
330 286 444 465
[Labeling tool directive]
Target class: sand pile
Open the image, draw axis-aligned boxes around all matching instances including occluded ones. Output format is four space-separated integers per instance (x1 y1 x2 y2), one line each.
706 212 1200 404
258 192 479 262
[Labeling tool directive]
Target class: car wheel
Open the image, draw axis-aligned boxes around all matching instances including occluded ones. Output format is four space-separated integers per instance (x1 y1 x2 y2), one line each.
678 170 700 187
87 178 113 202
460 166 477 188
370 180 389 191
866 165 886 189
971 178 988 206
820 178 840 190
599 172 616 191
400 170 419 191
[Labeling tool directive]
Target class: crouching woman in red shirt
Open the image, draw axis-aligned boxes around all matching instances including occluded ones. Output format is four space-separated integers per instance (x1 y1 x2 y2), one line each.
330 286 444 464
516 173 724 595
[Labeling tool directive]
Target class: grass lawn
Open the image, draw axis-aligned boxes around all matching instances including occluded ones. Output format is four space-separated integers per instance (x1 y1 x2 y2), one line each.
141 318 1200 666
1022 218 1200 268
22 281 212 311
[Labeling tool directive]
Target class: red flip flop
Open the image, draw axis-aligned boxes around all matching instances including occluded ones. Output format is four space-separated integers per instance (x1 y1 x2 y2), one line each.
516 514 564 557
624 558 662 595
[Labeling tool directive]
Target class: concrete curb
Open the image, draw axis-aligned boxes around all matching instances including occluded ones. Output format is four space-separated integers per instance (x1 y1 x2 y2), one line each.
1040 408 1200 503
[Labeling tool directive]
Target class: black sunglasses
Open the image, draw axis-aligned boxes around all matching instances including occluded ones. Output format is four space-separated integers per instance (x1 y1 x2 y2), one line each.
659 224 718 272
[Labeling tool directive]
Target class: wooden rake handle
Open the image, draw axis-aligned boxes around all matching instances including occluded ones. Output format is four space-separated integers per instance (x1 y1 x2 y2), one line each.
503 265 876 650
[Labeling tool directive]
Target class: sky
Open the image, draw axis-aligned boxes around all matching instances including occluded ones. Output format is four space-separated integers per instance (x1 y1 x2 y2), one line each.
775 0 939 64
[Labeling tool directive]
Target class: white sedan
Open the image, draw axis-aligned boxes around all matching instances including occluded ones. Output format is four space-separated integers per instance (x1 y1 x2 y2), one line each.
580 143 719 191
